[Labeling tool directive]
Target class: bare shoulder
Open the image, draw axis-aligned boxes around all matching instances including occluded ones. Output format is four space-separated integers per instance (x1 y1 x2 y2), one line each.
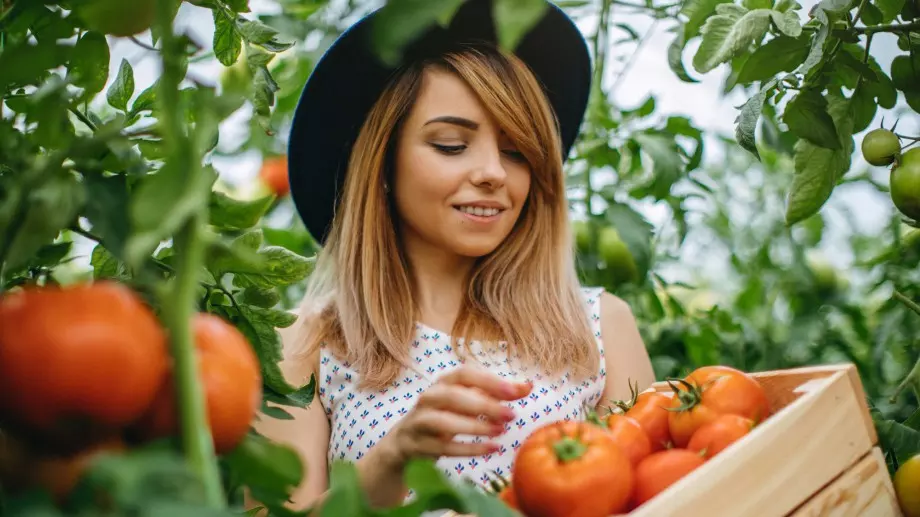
596 290 656 402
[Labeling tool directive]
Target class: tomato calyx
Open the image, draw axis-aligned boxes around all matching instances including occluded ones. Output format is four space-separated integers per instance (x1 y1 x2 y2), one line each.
553 436 589 463
665 378 706 412
605 379 644 414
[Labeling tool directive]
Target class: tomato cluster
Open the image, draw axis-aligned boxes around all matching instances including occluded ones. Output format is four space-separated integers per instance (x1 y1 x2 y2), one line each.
0 281 262 501
499 365 771 516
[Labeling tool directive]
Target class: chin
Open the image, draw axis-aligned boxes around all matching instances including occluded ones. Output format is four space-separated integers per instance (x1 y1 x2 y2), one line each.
448 237 506 258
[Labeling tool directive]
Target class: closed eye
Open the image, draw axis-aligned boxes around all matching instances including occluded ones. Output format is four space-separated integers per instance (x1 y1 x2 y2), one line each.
502 149 526 162
432 143 466 155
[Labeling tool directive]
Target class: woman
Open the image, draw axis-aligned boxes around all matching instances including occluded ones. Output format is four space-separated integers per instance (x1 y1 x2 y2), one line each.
257 0 656 511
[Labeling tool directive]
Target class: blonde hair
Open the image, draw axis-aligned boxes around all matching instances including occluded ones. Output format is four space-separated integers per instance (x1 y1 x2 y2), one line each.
289 44 599 390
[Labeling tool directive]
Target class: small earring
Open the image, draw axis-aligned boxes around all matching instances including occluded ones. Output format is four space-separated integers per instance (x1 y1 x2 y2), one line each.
384 182 390 193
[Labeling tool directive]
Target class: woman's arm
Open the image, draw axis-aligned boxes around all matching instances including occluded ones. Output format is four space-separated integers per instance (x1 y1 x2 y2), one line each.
596 291 657 409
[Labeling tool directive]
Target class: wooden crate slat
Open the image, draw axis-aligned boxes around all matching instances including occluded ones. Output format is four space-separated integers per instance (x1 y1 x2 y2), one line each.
788 447 901 517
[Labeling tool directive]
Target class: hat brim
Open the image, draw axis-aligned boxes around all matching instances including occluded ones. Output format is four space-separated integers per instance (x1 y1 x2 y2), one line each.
287 0 592 244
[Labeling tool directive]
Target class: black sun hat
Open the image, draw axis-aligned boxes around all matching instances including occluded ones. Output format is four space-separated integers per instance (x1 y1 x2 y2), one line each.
286 0 593 244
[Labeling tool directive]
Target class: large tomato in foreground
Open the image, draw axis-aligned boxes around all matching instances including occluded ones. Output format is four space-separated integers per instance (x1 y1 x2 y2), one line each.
133 313 262 454
632 449 706 507
0 282 168 447
895 454 920 517
668 365 770 447
513 420 634 517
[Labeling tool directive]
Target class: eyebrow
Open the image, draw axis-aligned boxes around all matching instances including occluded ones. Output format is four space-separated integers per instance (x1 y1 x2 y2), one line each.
423 116 479 130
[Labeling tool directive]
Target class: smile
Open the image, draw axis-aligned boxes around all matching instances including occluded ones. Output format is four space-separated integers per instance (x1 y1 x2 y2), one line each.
455 206 503 217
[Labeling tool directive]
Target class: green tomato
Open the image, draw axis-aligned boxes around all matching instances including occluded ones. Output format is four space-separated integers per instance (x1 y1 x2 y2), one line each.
891 148 920 221
861 128 901 166
597 226 639 287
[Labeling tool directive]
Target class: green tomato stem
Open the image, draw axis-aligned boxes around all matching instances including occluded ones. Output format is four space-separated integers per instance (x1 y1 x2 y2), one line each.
553 437 588 463
852 20 920 34
154 0 224 508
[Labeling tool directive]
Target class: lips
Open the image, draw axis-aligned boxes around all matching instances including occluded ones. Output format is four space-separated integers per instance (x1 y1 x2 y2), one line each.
456 205 502 217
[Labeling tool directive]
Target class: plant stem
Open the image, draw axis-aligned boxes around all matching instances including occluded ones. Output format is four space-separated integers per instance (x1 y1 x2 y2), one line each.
853 20 920 34
153 0 224 508
891 354 920 403
894 290 920 316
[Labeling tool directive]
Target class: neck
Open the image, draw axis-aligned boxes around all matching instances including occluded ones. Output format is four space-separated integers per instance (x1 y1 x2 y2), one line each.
401 234 476 333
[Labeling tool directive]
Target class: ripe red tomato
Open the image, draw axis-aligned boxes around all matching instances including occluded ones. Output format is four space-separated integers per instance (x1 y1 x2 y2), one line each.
133 313 262 454
513 420 634 517
687 414 754 458
605 414 652 467
633 449 706 506
259 155 290 197
668 365 770 447
625 391 672 451
0 282 168 450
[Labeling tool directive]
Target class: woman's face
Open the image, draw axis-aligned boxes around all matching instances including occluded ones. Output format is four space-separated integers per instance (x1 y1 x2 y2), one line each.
391 68 532 259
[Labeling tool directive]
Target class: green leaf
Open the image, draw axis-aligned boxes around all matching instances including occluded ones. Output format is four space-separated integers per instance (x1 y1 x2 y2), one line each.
83 173 131 257
668 26 700 83
371 0 466 66
863 63 898 108
783 89 841 149
876 0 906 22
861 3 884 24
224 433 304 511
851 84 878 133
68 31 109 99
784 93 854 225
226 301 309 397
31 242 72 269
681 0 732 39
0 41 72 93
493 0 550 51
692 5 773 74
131 81 159 115
226 0 251 12
876 418 920 465
214 10 243 66
125 164 217 267
2 170 86 275
736 35 810 84
770 10 802 36
209 191 274 231
240 286 281 308
107 59 135 112
745 0 774 9
237 19 279 45
207 230 311 289
90 244 128 280
320 462 370 517
796 22 829 78
632 132 686 200
734 79 778 158
605 202 654 281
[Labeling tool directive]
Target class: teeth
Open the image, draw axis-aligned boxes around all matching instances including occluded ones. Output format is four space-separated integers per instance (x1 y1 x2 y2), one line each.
458 206 500 217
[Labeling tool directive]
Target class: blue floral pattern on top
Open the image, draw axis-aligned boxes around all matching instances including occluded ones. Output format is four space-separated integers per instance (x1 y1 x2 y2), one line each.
318 287 607 491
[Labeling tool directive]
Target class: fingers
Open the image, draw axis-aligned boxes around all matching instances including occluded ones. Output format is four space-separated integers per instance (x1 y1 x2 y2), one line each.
418 383 517 424
406 435 501 459
414 410 506 439
438 365 532 401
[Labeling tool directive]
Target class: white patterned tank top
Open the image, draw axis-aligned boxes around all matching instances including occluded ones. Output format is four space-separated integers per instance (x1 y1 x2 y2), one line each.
317 287 607 489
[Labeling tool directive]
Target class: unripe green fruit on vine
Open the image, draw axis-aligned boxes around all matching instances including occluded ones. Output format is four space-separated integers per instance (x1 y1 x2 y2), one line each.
74 0 156 37
861 128 901 166
890 148 920 221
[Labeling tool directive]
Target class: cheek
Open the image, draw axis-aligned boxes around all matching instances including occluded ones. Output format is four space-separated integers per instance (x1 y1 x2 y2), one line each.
507 167 532 210
392 150 459 223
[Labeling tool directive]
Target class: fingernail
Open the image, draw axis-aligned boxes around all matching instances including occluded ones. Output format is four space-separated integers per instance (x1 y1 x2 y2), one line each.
491 423 506 436
501 407 516 421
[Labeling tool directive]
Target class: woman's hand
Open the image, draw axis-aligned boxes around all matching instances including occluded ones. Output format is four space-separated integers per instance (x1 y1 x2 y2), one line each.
380 365 532 467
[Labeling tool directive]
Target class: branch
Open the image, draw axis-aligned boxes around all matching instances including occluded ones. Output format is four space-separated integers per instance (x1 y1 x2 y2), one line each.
853 20 920 35
129 36 159 52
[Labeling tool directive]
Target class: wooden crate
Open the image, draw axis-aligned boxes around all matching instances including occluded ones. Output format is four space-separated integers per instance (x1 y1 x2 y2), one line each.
448 363 903 517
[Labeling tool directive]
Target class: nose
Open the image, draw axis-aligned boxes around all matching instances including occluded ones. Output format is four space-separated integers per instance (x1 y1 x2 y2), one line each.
470 145 507 190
